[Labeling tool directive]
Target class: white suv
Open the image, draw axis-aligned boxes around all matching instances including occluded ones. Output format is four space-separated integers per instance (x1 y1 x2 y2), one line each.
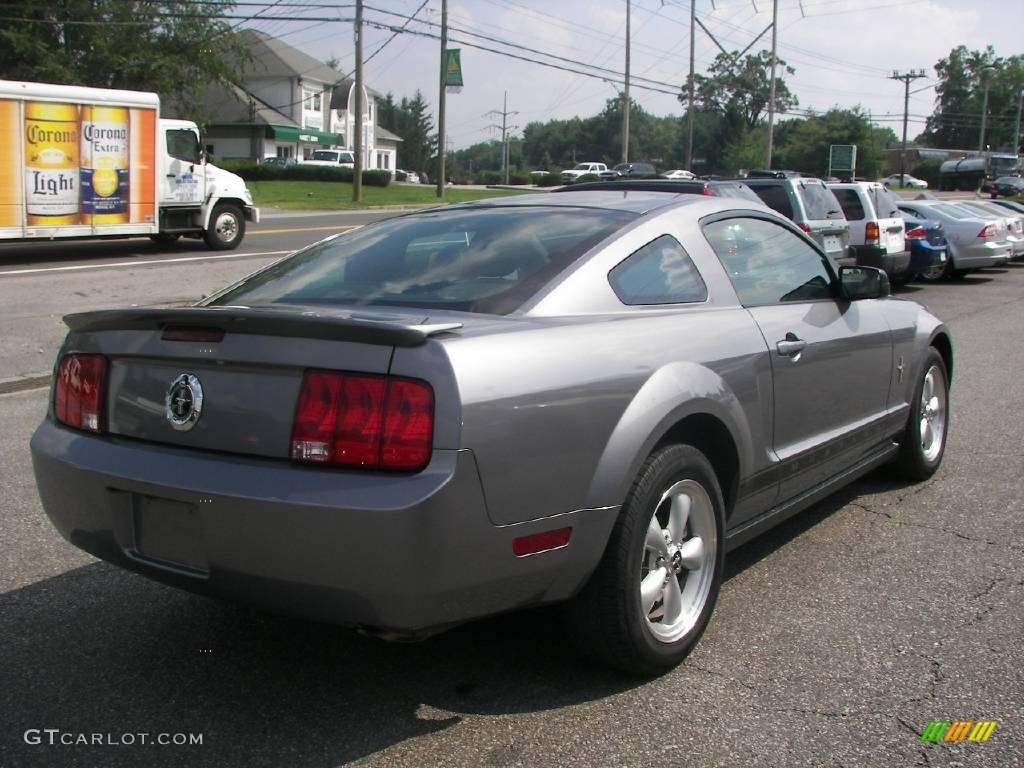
828 182 912 282
560 162 608 183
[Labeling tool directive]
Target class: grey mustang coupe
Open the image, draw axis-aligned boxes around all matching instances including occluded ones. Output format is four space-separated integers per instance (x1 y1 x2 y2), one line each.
31 190 952 674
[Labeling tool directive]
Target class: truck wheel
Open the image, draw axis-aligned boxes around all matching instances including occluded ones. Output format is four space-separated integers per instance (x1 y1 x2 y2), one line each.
563 444 724 675
204 204 244 250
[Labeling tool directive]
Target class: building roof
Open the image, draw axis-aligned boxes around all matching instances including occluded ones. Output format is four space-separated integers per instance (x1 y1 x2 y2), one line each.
375 125 403 143
201 82 298 127
238 29 344 86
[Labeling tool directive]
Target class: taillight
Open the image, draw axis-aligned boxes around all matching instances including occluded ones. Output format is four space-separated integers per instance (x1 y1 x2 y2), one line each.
55 354 107 432
798 222 812 234
701 186 714 196
865 221 880 245
290 371 434 471
977 223 996 238
905 226 926 240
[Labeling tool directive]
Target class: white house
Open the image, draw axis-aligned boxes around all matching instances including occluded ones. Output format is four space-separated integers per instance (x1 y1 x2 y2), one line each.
201 30 401 172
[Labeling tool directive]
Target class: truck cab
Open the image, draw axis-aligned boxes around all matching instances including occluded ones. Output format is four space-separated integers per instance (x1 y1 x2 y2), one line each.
158 119 259 249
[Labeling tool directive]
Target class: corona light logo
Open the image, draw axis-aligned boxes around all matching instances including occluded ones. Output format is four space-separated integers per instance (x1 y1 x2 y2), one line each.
26 124 77 145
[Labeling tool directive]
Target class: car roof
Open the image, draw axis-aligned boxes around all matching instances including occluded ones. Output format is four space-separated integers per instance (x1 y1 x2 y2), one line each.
443 188 766 217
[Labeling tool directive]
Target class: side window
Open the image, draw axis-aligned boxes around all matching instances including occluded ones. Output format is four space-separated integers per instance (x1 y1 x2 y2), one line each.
750 185 794 219
166 129 199 164
609 235 707 305
703 218 834 306
831 188 865 220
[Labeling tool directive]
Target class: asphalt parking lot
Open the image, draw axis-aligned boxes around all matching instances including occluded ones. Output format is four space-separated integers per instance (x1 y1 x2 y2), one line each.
0 228 1021 767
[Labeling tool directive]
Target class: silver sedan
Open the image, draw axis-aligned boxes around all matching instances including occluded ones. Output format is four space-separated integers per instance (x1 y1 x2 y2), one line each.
897 200 1011 277
31 191 952 674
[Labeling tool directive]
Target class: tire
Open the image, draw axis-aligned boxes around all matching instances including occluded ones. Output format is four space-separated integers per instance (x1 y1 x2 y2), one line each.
894 348 949 481
564 444 725 675
203 204 245 250
917 262 946 282
149 233 181 245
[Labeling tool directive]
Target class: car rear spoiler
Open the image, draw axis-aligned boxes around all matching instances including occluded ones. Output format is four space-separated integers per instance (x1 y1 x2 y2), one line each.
63 307 463 348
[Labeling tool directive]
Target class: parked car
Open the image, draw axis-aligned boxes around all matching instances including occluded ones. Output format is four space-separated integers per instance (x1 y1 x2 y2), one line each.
828 182 911 282
953 200 1024 259
662 169 697 180
989 176 1024 198
743 176 853 268
553 178 765 205
880 174 928 189
304 149 355 168
30 190 952 675
900 215 949 282
260 156 298 167
398 170 421 184
989 198 1024 217
896 200 1011 278
608 162 658 178
744 169 802 179
560 162 608 183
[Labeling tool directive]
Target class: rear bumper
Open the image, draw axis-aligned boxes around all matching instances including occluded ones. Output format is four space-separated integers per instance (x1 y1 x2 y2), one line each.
951 242 1011 269
853 245 912 277
30 419 616 633
908 241 946 273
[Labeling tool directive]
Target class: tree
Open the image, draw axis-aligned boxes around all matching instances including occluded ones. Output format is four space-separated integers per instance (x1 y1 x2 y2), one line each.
688 49 797 150
774 108 896 178
921 46 1024 152
0 1 248 119
377 91 436 177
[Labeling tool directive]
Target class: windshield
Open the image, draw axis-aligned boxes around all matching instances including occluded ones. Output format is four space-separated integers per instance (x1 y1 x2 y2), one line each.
310 150 339 161
207 206 637 315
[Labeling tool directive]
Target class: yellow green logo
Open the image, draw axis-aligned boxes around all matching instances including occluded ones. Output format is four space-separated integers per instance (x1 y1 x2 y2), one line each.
920 720 997 742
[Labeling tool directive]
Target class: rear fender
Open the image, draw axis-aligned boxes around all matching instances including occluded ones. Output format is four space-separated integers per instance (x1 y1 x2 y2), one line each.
584 361 753 511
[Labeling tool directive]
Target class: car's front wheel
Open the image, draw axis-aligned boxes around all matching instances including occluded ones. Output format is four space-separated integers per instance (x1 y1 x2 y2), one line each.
204 204 245 250
895 348 949 481
565 444 724 675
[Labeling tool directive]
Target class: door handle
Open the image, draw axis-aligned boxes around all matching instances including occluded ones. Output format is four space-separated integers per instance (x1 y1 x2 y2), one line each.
776 335 806 357
166 173 177 178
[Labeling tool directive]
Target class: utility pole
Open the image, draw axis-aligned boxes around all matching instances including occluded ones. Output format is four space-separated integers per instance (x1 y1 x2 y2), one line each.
889 69 925 185
1013 87 1024 162
486 91 518 184
978 65 996 153
686 0 695 171
436 0 448 198
352 0 363 201
622 0 630 163
764 0 778 169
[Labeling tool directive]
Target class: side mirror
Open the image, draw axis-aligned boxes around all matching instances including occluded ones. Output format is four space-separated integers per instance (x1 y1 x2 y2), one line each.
839 265 890 301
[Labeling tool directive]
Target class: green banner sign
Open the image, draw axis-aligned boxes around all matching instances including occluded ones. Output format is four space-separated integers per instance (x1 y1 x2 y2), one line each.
444 49 463 92
828 144 857 173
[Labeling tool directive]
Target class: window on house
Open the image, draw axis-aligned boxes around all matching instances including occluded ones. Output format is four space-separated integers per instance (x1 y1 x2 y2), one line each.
304 90 321 111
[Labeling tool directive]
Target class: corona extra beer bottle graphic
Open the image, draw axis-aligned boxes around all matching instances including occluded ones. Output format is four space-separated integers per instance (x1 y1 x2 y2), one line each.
81 105 130 224
25 102 80 226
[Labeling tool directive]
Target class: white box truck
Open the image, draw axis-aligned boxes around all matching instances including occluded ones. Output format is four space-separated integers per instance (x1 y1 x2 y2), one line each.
0 79 259 250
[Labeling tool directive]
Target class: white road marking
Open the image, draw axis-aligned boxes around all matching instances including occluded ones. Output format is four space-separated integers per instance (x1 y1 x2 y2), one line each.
0 250 291 277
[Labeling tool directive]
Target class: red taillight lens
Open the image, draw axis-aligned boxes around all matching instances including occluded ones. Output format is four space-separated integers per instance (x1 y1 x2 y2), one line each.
701 186 714 196
55 354 107 432
865 221 880 244
798 222 812 234
290 371 434 471
978 223 996 238
905 226 926 240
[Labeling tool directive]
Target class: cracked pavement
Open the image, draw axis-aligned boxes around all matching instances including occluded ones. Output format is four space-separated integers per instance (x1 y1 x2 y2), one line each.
0 250 1021 767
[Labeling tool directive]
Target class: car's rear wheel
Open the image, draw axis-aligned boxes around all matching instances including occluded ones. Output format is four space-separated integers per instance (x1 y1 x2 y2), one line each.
895 348 949 481
564 444 724 675
917 260 947 282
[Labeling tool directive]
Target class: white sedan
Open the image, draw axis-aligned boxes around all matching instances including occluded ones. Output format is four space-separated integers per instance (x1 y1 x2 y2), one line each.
662 169 697 180
881 174 928 189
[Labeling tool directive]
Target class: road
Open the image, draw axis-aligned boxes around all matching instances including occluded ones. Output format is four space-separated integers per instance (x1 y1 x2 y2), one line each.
1 216 1022 768
0 209 401 382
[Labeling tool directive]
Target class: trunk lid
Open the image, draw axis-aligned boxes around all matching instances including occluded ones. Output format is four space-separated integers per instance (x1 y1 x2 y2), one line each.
63 306 461 459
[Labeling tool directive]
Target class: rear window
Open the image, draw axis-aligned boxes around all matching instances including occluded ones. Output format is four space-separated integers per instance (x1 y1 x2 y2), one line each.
208 207 637 315
797 181 842 221
711 182 764 204
310 150 339 161
750 184 794 219
869 187 901 218
831 188 865 220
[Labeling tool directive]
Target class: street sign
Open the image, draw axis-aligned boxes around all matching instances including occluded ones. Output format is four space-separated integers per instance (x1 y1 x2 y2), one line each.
828 144 857 178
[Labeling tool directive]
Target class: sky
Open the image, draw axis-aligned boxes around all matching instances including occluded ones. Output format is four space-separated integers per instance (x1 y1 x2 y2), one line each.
239 0 1024 150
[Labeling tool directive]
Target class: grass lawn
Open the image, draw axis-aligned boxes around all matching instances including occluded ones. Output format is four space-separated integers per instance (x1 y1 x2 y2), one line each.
248 180 534 209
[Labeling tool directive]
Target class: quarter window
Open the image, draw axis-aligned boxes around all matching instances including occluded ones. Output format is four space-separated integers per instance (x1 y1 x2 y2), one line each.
704 217 834 306
609 235 707 305
831 188 865 221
